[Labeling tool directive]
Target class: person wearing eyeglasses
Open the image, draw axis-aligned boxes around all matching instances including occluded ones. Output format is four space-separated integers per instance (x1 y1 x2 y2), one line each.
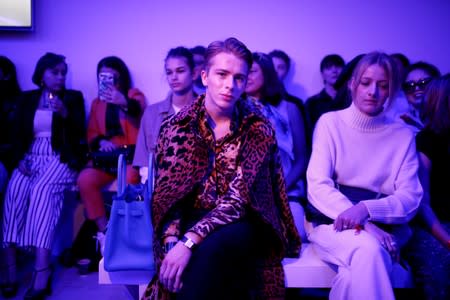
402 74 450 300
400 62 441 132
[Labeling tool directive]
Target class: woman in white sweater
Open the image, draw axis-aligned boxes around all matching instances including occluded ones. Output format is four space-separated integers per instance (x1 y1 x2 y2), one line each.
306 52 422 300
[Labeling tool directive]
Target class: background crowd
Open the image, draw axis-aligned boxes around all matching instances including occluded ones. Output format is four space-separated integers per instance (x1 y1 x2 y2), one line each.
0 41 449 300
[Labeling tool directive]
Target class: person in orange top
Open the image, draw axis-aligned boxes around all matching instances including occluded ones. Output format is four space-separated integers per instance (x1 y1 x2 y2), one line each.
77 56 146 254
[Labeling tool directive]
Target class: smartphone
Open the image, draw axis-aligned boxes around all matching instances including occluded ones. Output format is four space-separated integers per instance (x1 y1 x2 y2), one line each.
98 72 115 101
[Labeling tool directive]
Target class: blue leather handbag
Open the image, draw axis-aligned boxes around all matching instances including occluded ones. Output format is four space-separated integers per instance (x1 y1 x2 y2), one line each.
103 153 155 272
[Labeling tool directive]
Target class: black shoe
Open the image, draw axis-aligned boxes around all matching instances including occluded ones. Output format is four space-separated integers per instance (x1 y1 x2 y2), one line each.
0 282 18 298
24 265 54 300
0 263 18 298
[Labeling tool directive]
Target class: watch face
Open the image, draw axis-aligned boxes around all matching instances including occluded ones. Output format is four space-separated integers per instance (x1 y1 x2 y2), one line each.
185 239 194 248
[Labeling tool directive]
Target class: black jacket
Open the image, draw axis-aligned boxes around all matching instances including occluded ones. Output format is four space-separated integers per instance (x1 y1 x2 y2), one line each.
11 89 88 171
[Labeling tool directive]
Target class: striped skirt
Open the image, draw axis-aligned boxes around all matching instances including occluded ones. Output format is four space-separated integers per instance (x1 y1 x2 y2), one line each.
2 137 77 249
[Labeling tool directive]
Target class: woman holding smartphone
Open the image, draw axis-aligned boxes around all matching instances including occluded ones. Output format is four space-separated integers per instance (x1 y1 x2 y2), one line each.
1 52 87 299
77 56 146 255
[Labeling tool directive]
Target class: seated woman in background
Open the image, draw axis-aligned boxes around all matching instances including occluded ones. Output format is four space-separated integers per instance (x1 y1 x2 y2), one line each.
403 74 450 300
245 52 308 238
133 46 196 181
1 52 87 299
306 52 422 300
77 56 145 254
143 38 300 300
399 61 441 132
0 56 21 188
0 56 21 296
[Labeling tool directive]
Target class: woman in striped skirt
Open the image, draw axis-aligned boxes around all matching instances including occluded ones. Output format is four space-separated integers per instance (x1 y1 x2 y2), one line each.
0 53 87 299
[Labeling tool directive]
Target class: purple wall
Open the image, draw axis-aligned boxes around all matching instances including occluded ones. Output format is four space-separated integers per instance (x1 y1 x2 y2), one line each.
1 0 449 108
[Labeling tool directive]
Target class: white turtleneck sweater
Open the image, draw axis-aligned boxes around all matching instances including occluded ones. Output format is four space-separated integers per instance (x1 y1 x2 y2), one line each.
306 103 423 224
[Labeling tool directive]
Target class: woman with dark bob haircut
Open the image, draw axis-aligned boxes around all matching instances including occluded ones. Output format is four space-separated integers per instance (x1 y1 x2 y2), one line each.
0 55 21 188
77 56 146 257
399 61 441 132
1 52 87 299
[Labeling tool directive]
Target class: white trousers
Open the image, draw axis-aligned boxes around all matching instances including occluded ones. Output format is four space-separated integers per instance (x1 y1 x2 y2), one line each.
308 224 395 300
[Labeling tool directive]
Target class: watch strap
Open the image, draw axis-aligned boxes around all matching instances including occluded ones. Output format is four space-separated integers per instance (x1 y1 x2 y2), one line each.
164 241 178 253
181 236 197 251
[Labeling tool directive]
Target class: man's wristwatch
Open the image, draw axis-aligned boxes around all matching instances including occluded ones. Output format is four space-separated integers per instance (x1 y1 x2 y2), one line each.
181 236 197 251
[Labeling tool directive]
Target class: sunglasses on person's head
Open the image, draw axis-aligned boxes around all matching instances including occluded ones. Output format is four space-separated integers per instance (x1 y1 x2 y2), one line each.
402 77 432 94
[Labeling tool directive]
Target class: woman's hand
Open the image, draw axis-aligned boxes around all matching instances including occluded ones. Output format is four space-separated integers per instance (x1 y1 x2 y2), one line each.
160 242 192 293
18 159 32 176
48 94 68 117
102 86 128 107
365 222 400 262
334 202 369 232
99 140 117 152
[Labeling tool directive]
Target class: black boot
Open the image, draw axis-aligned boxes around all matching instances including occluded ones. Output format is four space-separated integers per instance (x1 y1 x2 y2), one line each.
0 263 18 298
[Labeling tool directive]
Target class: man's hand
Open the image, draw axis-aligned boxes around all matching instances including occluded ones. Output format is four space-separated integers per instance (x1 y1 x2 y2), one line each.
160 242 192 293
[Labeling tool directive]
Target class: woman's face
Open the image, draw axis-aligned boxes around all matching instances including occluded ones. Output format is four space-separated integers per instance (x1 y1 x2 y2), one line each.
272 57 288 81
245 62 264 98
404 69 432 109
322 65 343 87
42 62 67 93
165 57 194 95
352 64 389 116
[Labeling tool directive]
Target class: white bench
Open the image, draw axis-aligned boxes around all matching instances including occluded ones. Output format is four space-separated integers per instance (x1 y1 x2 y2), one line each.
98 203 413 299
99 242 413 299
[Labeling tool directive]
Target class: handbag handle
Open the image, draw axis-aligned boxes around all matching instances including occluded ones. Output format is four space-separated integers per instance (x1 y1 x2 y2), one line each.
117 152 154 198
147 153 155 195
145 153 155 214
117 153 127 195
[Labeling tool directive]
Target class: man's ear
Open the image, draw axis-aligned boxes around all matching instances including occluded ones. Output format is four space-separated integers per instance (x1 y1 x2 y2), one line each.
201 69 208 87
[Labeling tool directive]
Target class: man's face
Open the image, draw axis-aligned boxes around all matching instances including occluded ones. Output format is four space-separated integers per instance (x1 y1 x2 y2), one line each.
202 52 248 114
322 64 343 87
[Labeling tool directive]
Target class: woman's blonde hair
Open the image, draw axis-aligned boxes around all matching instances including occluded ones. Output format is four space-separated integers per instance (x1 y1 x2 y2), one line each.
350 52 399 108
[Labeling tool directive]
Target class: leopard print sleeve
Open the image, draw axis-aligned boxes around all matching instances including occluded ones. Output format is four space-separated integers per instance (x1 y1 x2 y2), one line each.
188 165 247 238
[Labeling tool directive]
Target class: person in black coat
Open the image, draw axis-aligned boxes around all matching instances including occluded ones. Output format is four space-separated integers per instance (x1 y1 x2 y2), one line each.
1 52 87 299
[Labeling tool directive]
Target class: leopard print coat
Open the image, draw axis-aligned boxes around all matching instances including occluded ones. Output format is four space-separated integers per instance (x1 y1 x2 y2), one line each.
142 95 301 300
